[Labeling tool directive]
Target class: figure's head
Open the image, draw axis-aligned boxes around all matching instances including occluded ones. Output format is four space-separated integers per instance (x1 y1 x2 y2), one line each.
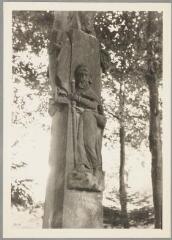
74 64 92 89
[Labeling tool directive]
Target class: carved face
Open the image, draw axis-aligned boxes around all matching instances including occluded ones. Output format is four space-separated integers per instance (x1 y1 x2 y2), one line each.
75 65 91 90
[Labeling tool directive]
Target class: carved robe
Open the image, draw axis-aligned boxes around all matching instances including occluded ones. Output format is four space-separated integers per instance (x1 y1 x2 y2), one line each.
74 87 106 175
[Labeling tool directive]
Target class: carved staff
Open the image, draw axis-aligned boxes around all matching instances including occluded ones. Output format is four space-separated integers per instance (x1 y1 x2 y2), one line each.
71 77 78 169
68 12 81 169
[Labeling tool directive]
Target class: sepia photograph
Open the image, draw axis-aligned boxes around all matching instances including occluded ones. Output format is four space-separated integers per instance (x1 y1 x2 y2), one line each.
3 2 171 238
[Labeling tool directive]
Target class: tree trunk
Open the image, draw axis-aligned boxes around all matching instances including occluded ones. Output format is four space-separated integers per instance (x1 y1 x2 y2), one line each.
119 124 129 228
146 12 162 229
147 73 162 229
119 81 129 228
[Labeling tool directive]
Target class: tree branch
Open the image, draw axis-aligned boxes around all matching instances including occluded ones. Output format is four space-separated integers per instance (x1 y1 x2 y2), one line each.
106 110 120 120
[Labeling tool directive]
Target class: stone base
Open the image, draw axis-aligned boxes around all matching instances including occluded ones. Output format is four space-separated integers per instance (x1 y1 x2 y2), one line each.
67 170 104 192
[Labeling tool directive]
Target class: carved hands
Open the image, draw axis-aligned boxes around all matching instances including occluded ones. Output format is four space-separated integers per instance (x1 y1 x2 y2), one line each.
68 93 81 102
69 93 98 110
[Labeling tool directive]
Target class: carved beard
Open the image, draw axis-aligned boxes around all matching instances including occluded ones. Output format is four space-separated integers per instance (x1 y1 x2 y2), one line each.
78 79 89 90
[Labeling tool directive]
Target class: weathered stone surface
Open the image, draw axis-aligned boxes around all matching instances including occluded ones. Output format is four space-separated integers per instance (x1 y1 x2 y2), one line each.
53 11 95 36
63 190 103 228
69 64 105 177
67 170 105 192
43 22 71 228
43 106 68 228
62 30 104 228
69 30 102 97
43 12 104 228
48 31 71 100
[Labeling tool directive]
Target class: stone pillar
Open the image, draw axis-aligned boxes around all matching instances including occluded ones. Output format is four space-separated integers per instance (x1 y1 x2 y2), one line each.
43 12 106 228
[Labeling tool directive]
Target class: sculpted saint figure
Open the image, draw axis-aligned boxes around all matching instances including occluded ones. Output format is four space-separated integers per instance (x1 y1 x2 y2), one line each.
70 65 106 177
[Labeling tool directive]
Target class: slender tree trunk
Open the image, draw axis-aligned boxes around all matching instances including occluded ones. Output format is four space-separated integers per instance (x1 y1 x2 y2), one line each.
147 73 162 229
119 81 129 228
146 12 162 229
119 124 129 228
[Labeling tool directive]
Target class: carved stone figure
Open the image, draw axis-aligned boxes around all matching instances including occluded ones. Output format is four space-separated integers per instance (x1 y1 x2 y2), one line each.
67 64 106 192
